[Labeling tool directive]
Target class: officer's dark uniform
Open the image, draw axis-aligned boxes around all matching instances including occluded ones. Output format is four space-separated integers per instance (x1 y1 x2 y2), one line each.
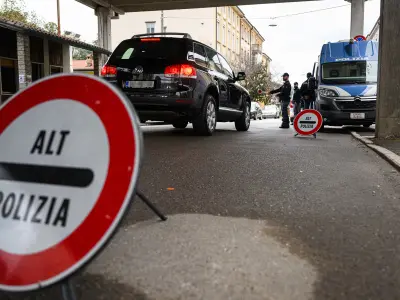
292 83 302 118
270 73 291 128
300 73 316 109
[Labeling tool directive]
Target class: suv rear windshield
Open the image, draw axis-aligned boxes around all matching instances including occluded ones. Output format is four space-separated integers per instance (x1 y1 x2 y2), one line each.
109 38 188 63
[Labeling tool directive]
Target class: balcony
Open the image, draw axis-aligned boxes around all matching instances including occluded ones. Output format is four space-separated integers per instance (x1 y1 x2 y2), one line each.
251 44 262 53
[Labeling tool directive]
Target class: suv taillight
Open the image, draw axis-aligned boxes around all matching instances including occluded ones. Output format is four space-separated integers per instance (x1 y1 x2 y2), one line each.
165 64 197 79
101 65 117 77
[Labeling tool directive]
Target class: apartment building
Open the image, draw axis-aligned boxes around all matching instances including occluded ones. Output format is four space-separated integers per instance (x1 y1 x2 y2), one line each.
111 6 266 68
216 6 243 66
261 53 272 72
367 18 380 42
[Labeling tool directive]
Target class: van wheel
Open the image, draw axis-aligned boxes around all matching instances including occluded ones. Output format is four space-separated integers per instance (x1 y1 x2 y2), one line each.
318 123 325 132
172 120 188 129
192 94 217 136
235 101 250 131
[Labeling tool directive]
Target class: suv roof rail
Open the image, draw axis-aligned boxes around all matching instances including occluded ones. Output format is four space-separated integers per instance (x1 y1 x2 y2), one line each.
132 32 192 39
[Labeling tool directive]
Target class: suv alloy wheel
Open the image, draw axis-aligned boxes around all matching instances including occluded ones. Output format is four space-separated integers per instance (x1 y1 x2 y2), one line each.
235 101 250 131
193 94 217 136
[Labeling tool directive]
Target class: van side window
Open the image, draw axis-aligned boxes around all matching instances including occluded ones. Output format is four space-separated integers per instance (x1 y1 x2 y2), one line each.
205 47 224 74
193 43 208 68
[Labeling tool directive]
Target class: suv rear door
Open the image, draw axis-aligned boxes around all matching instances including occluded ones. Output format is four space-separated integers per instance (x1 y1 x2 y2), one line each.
106 37 194 95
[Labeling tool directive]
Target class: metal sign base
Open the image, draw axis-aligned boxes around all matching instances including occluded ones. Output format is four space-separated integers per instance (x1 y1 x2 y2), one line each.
61 279 77 300
60 190 166 300
136 190 168 221
294 133 317 138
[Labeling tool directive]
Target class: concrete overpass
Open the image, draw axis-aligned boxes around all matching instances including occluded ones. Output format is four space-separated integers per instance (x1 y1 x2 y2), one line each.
77 0 399 139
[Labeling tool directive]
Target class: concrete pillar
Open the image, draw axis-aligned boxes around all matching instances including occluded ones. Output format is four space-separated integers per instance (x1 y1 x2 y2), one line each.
93 52 100 76
347 0 365 37
376 0 400 139
16 32 32 90
62 44 72 73
95 6 112 67
43 38 50 76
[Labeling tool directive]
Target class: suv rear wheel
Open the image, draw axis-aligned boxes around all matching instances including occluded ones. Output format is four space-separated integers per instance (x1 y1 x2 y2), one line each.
192 94 217 136
235 101 250 131
172 120 188 129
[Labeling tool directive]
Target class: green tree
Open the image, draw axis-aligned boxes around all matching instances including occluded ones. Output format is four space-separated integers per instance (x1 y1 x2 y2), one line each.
72 47 92 60
44 21 58 34
0 0 43 28
236 58 279 104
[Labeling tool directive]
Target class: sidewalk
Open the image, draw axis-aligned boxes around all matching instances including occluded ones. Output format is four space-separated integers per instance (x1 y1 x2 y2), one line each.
351 131 400 171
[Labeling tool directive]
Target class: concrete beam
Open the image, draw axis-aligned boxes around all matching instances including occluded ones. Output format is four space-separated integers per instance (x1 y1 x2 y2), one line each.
16 32 32 90
96 6 112 67
376 0 400 139
76 0 318 13
346 0 365 37
62 44 72 73
75 0 124 14
43 38 50 76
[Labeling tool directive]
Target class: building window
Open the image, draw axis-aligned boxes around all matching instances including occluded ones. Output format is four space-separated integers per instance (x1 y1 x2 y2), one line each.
0 58 17 104
32 63 44 82
145 22 156 33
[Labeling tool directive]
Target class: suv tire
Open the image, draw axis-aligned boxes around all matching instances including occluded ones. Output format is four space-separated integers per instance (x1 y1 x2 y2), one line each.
172 120 188 129
192 94 217 136
235 101 250 131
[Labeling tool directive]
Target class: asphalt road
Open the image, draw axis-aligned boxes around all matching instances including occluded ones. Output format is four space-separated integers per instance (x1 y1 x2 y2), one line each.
2 119 400 300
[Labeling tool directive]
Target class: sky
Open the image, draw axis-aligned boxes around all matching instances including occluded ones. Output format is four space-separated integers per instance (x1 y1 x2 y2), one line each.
18 0 381 84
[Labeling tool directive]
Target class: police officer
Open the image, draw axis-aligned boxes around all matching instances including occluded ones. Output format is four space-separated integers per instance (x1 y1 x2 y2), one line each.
292 82 302 124
270 72 291 129
300 72 316 109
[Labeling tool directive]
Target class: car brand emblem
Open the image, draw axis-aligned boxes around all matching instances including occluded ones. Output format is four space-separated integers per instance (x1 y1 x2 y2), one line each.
132 66 144 75
354 96 362 102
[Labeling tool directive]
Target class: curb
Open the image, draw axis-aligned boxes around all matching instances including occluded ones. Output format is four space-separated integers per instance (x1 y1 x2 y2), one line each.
350 131 400 171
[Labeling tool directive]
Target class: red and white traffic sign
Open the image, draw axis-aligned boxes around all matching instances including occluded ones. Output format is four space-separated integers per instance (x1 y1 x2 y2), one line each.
0 74 142 291
354 35 367 41
293 109 323 136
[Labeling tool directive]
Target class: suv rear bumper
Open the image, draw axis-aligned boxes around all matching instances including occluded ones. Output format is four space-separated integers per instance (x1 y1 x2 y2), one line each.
126 95 200 122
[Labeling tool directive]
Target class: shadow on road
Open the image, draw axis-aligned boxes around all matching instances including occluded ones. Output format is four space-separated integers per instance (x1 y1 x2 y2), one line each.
1 273 152 300
141 127 240 138
321 125 375 135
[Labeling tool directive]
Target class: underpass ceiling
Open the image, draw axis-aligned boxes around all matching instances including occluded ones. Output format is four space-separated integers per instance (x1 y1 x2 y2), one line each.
76 0 318 13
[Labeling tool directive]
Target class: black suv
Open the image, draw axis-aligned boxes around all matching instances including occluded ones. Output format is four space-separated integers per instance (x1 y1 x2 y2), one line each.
101 32 251 135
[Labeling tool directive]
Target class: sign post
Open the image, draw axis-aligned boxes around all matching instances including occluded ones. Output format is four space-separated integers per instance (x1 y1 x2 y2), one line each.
293 109 323 138
0 74 166 298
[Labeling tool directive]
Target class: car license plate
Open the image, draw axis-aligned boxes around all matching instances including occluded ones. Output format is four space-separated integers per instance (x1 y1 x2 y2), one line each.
350 113 365 119
124 81 154 89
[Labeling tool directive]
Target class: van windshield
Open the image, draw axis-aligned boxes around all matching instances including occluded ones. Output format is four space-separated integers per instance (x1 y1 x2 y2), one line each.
321 61 378 84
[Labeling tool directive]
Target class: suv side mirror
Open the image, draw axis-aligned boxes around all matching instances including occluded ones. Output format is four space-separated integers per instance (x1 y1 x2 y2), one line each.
235 72 246 81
